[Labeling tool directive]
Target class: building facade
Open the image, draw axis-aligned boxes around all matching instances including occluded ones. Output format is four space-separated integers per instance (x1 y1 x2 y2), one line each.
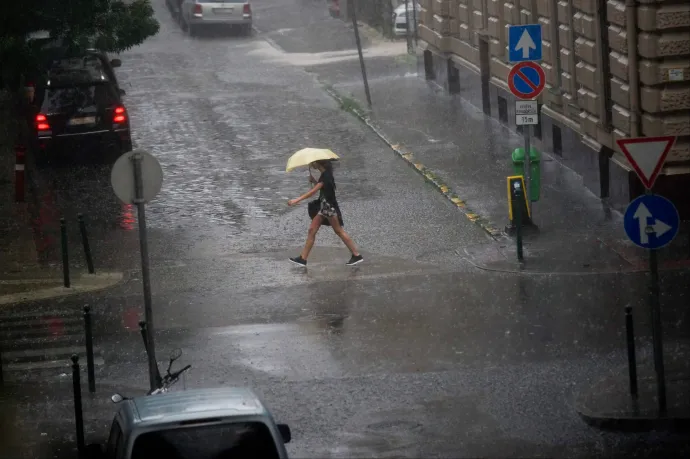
416 0 690 217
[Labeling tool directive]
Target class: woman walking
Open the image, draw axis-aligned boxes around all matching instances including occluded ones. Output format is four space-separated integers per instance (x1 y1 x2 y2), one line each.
287 160 363 267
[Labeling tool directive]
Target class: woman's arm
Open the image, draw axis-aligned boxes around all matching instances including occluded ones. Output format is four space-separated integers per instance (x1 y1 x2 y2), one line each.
288 182 323 206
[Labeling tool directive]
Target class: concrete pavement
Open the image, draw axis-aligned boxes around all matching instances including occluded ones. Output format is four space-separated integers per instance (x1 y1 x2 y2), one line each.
302 45 690 274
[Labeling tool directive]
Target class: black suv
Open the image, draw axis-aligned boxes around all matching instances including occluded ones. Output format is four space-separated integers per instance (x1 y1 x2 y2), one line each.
29 51 133 164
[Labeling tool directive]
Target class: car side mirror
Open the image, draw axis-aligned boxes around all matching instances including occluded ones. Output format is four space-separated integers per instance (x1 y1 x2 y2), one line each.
277 424 291 444
85 443 104 458
111 59 122 68
119 88 126 96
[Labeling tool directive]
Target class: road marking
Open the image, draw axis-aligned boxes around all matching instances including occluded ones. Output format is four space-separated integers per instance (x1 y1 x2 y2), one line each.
5 357 105 372
0 311 105 378
1 345 102 361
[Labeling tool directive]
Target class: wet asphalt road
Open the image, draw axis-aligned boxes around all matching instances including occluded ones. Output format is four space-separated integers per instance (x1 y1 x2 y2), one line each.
2 1 690 458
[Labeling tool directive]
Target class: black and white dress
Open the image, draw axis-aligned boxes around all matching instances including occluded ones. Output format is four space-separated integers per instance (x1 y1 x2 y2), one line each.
318 169 340 220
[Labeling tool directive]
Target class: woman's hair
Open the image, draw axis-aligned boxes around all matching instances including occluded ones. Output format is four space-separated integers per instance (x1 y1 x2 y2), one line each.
314 159 333 171
314 160 336 190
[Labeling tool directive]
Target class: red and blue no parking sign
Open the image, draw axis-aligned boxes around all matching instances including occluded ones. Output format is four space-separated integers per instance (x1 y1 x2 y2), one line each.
508 62 545 100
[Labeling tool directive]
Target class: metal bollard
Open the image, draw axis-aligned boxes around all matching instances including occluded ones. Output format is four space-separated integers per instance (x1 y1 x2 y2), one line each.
514 188 524 262
625 306 638 399
15 145 26 202
83 306 96 393
71 355 85 458
0 343 4 386
78 214 95 274
60 218 70 288
139 321 162 388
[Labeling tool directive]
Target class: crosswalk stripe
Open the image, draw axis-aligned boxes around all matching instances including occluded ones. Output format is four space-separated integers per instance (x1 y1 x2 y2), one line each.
0 311 105 377
5 356 105 372
3 324 84 338
0 311 78 321
1 345 103 362
0 316 82 329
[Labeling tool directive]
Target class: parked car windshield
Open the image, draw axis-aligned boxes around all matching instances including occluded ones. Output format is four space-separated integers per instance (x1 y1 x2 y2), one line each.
130 422 280 459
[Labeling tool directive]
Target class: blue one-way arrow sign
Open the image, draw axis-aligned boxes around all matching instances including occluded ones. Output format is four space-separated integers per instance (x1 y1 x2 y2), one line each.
623 194 679 250
508 24 542 63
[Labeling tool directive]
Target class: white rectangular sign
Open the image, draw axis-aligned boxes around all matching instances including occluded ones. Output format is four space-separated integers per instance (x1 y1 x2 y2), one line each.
515 100 538 116
516 114 538 125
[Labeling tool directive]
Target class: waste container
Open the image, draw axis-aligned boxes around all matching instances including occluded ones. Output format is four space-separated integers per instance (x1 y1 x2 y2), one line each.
511 147 541 202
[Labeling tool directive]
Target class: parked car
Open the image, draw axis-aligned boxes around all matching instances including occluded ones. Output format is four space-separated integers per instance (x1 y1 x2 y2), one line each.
29 53 132 164
86 387 292 459
392 2 421 37
179 1 253 36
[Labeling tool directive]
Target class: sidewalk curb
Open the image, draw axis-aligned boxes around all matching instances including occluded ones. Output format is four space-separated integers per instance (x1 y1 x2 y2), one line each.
0 271 127 306
323 86 505 240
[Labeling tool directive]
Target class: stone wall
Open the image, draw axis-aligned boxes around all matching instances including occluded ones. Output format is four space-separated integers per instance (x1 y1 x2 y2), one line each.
416 0 690 215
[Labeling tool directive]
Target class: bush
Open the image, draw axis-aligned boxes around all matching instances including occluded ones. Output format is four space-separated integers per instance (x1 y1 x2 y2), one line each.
0 0 159 91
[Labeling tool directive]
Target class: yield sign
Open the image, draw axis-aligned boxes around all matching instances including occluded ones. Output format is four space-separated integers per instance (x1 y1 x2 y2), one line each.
616 136 676 189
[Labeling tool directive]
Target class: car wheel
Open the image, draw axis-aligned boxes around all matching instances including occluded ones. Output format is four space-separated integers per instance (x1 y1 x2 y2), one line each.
242 24 252 36
188 24 198 37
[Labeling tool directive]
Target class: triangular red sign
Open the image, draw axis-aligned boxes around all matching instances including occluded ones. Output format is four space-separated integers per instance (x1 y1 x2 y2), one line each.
616 136 676 190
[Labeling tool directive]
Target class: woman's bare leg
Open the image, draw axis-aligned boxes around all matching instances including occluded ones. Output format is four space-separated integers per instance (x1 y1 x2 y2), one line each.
328 216 360 256
300 215 323 259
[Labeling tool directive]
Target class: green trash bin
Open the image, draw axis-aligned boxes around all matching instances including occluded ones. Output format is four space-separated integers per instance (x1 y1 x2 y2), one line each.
511 147 525 176
511 147 541 202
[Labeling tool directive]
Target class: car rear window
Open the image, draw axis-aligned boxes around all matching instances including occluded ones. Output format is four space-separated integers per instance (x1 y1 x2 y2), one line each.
40 83 117 113
130 422 280 459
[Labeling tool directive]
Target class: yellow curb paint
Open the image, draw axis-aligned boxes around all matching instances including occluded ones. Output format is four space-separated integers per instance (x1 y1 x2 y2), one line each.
323 86 504 240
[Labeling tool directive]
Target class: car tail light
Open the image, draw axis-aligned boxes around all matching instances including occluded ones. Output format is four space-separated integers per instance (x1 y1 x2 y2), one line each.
194 4 203 15
113 106 127 123
36 114 50 131
243 3 251 15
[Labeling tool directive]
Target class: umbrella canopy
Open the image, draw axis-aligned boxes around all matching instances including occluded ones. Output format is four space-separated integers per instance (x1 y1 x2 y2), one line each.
286 148 339 172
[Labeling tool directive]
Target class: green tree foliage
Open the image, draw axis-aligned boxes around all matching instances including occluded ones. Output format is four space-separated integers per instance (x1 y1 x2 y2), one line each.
0 0 159 89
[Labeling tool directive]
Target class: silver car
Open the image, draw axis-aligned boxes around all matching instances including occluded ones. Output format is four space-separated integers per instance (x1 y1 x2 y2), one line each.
181 1 253 36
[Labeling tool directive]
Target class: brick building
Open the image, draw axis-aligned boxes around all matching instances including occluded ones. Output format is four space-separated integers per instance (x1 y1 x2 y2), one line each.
416 0 690 217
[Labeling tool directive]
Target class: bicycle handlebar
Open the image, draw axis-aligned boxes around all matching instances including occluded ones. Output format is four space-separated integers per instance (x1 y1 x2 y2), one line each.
170 364 191 380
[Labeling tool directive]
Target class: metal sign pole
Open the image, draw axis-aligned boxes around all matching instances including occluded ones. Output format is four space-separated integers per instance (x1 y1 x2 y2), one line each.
523 126 532 216
349 0 372 108
645 189 667 414
617 136 677 416
403 0 412 54
411 2 418 46
131 152 158 392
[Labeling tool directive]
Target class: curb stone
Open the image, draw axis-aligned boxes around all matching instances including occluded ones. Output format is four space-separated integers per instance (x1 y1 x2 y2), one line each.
323 86 505 241
0 271 127 306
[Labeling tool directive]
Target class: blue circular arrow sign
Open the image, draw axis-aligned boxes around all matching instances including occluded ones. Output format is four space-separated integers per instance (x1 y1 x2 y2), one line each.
623 194 679 249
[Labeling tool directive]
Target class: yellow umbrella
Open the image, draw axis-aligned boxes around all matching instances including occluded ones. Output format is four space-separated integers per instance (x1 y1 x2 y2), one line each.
286 148 339 172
